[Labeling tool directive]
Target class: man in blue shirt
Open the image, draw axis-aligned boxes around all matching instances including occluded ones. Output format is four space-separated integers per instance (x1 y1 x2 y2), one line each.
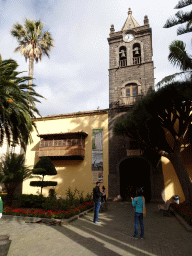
131 188 146 239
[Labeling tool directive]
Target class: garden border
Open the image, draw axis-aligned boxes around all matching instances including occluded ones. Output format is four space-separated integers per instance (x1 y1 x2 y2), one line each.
170 207 192 232
2 207 94 226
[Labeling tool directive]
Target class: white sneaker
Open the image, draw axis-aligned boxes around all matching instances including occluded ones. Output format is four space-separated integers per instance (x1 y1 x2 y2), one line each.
95 221 101 224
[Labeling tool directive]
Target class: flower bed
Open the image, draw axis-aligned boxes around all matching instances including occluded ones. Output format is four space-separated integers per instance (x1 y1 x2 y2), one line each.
3 201 94 219
171 203 192 226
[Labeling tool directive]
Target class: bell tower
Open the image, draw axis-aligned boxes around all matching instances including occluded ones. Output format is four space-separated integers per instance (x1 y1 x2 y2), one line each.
108 8 154 108
107 9 158 201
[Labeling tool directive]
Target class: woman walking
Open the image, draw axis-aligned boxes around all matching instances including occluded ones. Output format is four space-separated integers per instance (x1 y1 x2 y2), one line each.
131 187 146 239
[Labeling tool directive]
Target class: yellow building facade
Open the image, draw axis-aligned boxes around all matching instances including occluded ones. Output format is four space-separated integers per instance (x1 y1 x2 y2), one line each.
23 110 108 198
161 151 192 203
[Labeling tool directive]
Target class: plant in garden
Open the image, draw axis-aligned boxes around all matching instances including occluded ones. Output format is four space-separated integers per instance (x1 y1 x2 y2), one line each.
48 188 57 199
3 201 94 219
30 156 57 194
0 152 40 206
14 194 45 208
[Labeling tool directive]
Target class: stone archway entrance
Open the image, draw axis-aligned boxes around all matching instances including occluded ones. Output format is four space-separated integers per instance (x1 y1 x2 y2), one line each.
119 157 151 202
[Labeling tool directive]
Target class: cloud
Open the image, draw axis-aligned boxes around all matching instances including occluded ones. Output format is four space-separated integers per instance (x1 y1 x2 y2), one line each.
0 0 185 117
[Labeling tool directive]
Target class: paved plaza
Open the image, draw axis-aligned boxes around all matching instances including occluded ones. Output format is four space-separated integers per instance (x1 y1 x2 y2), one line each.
0 202 192 256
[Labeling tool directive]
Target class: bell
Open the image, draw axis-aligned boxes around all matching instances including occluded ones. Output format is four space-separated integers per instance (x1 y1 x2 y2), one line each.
120 50 126 57
134 47 139 55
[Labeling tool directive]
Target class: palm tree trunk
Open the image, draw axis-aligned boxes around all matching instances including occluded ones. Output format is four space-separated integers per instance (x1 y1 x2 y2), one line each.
29 56 34 87
169 153 192 206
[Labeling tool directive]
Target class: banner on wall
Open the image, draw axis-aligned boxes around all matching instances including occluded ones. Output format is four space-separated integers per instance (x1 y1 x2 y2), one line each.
92 129 103 183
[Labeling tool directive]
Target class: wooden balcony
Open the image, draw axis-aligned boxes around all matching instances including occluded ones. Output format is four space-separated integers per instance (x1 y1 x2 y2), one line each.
38 132 88 160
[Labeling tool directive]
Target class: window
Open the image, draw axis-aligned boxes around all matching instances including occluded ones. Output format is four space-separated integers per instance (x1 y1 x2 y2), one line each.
126 88 130 97
119 46 127 67
132 43 141 65
39 141 44 147
125 83 138 105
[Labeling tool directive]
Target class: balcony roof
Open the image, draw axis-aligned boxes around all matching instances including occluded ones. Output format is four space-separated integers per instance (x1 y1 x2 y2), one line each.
38 131 88 139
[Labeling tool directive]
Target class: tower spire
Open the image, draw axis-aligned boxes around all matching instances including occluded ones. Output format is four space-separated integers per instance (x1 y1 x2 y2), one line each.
128 7 132 15
121 7 139 31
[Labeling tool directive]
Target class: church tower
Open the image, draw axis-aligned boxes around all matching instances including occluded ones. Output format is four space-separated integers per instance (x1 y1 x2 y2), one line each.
108 8 154 108
107 9 163 202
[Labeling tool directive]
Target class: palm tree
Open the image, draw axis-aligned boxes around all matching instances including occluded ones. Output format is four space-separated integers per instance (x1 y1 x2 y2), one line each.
168 40 192 70
0 55 43 149
0 152 37 206
11 19 54 85
157 0 192 87
164 0 192 35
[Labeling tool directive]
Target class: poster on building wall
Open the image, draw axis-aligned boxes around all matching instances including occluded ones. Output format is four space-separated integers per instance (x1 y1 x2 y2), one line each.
92 129 103 183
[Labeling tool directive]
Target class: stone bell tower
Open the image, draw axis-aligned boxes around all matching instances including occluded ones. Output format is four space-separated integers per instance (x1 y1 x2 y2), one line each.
108 8 154 108
107 9 161 202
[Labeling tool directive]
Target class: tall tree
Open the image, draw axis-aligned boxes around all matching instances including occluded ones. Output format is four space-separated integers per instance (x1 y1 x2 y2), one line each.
164 0 192 35
0 55 43 149
114 81 192 206
11 19 54 85
157 0 192 87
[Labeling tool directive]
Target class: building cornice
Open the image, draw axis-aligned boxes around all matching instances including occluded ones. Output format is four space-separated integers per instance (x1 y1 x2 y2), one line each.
33 109 109 122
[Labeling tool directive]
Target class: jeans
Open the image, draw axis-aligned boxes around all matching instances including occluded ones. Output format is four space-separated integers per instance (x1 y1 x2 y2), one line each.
134 212 144 238
93 201 101 223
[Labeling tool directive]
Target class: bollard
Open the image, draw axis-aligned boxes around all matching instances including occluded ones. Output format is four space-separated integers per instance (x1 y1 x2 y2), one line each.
0 235 11 256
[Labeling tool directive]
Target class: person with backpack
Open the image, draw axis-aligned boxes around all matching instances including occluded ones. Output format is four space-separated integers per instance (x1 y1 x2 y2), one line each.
131 187 146 239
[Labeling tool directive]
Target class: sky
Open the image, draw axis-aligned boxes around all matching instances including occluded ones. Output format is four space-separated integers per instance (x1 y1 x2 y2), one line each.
0 0 191 117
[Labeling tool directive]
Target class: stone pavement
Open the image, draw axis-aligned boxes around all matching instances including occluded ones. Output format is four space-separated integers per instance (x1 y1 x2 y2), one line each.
0 202 192 256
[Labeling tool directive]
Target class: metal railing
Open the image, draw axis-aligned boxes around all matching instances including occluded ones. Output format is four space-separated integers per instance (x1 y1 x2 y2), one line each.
119 59 127 67
121 95 142 105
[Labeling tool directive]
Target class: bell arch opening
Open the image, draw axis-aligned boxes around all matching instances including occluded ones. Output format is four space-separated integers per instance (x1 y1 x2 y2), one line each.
119 46 127 67
119 157 151 202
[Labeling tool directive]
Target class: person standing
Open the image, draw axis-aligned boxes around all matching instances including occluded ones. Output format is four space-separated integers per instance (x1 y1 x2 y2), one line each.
131 188 146 239
93 181 102 224
101 185 106 202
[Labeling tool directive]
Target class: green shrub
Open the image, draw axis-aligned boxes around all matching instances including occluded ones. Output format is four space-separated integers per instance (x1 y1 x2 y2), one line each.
84 192 93 202
14 194 46 208
42 198 71 211
48 188 57 199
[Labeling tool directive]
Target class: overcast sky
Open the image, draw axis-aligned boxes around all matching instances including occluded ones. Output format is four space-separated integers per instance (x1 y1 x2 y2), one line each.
0 0 191 117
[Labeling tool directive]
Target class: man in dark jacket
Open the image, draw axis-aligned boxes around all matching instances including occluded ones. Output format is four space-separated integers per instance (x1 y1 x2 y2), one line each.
93 181 102 224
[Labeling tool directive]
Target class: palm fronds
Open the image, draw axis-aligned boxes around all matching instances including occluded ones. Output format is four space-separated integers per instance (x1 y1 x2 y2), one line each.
0 55 44 148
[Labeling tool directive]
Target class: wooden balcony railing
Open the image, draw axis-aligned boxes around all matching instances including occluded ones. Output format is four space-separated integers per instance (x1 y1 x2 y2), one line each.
38 146 85 158
38 139 85 159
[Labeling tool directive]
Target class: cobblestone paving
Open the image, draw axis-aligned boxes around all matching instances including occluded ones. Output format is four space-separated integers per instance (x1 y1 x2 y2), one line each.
0 202 192 256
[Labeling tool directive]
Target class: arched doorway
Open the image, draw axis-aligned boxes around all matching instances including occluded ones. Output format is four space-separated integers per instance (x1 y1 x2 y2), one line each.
119 157 151 202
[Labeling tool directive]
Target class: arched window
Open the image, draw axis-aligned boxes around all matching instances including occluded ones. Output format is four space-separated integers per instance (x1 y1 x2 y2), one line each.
125 83 138 105
119 46 127 67
132 43 141 65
